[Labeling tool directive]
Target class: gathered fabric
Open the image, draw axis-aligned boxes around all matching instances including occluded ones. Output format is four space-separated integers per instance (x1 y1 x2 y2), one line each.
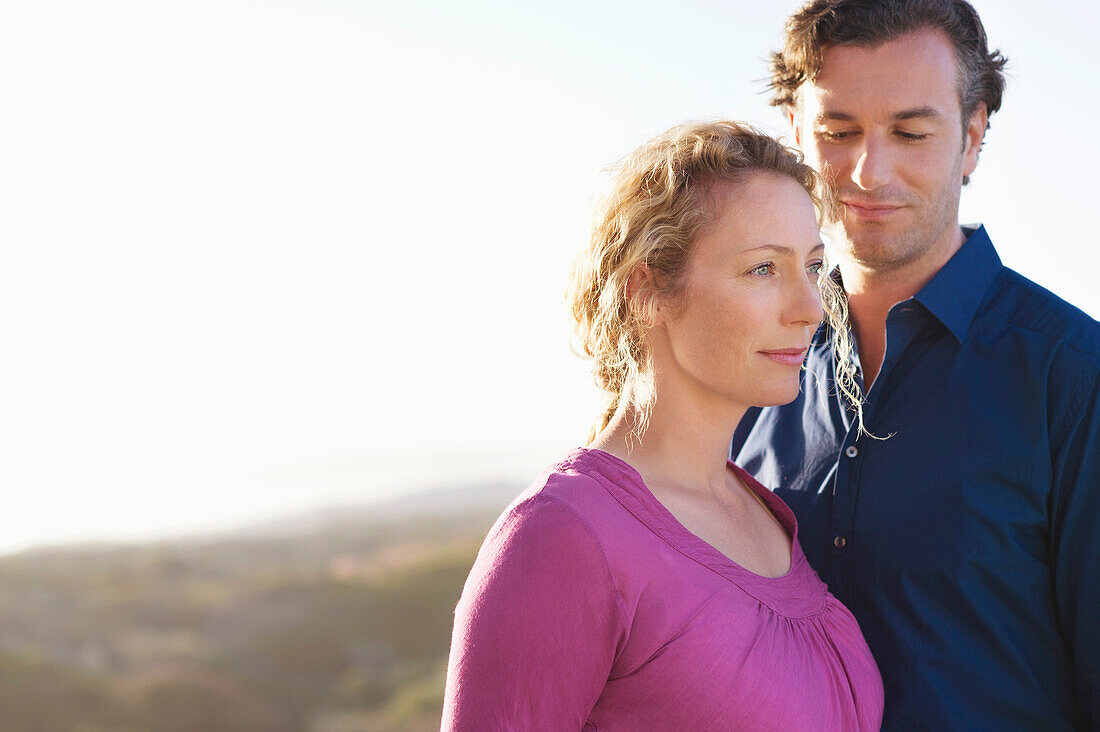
443 447 884 731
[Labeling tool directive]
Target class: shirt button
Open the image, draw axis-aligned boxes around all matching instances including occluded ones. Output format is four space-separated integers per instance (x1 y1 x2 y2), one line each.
834 536 847 548
845 445 858 458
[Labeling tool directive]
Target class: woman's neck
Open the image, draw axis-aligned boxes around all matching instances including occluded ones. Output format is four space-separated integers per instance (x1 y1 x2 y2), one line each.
589 388 745 495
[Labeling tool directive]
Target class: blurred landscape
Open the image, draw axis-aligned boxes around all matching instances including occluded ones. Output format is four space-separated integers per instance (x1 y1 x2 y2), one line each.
0 481 519 731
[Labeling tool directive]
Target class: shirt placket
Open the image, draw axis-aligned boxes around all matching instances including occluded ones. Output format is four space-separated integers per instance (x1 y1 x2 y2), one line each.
828 302 924 604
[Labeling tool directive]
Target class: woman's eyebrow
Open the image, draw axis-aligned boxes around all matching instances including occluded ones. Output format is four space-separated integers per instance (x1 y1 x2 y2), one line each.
741 242 826 255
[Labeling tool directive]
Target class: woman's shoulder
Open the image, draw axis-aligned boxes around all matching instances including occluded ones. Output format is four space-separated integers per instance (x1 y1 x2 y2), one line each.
461 450 631 618
491 448 622 546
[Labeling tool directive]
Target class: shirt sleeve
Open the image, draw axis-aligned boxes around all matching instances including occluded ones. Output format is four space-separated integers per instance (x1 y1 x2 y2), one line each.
441 492 627 731
1050 364 1100 727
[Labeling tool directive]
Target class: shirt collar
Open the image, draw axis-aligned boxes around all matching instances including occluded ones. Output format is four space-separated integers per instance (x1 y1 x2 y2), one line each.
913 225 1003 342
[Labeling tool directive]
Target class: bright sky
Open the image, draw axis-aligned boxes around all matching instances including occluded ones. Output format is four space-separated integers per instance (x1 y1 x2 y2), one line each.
2 0 1096 554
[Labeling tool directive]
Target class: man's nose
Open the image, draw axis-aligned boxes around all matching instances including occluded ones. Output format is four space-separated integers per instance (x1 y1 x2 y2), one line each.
851 136 892 191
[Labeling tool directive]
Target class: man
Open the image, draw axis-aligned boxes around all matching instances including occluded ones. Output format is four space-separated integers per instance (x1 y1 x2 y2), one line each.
732 1 1100 729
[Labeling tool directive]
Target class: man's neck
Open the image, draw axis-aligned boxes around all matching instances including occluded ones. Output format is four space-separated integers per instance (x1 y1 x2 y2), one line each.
839 224 967 388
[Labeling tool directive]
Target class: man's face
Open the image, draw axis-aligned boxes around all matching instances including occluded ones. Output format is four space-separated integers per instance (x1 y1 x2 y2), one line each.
792 29 987 274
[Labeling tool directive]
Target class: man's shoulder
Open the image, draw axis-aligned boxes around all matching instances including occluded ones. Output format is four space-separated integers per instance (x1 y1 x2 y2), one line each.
983 266 1100 359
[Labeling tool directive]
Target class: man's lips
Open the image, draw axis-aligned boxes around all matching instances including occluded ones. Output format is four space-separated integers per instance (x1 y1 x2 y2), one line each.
841 200 904 219
759 348 808 366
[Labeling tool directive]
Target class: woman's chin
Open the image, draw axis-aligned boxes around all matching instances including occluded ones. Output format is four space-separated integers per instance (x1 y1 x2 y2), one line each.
751 383 803 408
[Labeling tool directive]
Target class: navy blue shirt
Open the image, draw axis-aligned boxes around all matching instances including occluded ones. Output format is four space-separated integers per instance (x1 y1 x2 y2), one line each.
733 226 1100 730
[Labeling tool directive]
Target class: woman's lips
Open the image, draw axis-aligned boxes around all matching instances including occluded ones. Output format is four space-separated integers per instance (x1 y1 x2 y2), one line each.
759 349 808 366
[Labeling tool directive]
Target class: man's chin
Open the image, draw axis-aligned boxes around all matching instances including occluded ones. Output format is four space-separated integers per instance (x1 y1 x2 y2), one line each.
827 219 889 244
836 231 910 269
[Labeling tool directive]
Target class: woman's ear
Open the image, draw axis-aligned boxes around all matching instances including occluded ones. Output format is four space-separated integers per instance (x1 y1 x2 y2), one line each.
626 264 664 327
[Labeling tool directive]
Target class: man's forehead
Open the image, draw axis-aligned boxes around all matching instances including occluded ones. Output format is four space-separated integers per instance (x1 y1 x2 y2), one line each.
796 29 962 118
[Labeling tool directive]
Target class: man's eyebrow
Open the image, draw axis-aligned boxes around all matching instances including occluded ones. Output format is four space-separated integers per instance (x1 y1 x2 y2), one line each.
742 243 826 255
813 107 943 124
814 111 854 124
894 106 942 121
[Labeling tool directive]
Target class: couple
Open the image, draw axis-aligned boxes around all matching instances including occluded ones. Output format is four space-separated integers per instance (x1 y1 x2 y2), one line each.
444 0 1100 729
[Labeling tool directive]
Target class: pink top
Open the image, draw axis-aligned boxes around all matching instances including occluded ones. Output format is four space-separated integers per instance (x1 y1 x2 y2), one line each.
443 448 884 731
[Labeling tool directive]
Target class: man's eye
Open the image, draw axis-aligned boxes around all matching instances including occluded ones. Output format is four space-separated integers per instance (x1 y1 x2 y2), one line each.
818 130 855 142
896 130 929 141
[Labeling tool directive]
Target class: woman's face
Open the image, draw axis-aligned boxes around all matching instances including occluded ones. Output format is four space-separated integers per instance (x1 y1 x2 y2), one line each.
653 172 825 411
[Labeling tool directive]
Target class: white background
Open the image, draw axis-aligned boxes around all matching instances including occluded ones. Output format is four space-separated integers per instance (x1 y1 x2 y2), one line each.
2 0 1095 552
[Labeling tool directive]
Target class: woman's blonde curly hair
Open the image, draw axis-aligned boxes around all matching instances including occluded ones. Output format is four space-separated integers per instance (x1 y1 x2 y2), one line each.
567 120 861 443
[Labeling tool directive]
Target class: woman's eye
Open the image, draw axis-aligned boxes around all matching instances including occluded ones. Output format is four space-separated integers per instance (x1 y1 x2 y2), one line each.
749 263 775 276
806 260 825 277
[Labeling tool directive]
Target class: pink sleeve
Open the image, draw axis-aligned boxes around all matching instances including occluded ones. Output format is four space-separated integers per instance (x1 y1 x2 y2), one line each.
442 493 627 730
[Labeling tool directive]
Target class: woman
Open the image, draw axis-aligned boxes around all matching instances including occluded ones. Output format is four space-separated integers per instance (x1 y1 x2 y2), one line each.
442 121 883 730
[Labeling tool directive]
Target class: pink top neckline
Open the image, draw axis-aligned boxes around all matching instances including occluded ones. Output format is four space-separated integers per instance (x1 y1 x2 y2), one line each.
566 447 826 618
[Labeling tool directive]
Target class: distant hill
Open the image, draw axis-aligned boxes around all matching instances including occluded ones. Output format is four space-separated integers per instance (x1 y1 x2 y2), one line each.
240 479 521 538
0 479 524 731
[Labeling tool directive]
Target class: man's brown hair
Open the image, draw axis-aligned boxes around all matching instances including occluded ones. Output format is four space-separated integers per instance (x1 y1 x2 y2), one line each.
769 0 1007 130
